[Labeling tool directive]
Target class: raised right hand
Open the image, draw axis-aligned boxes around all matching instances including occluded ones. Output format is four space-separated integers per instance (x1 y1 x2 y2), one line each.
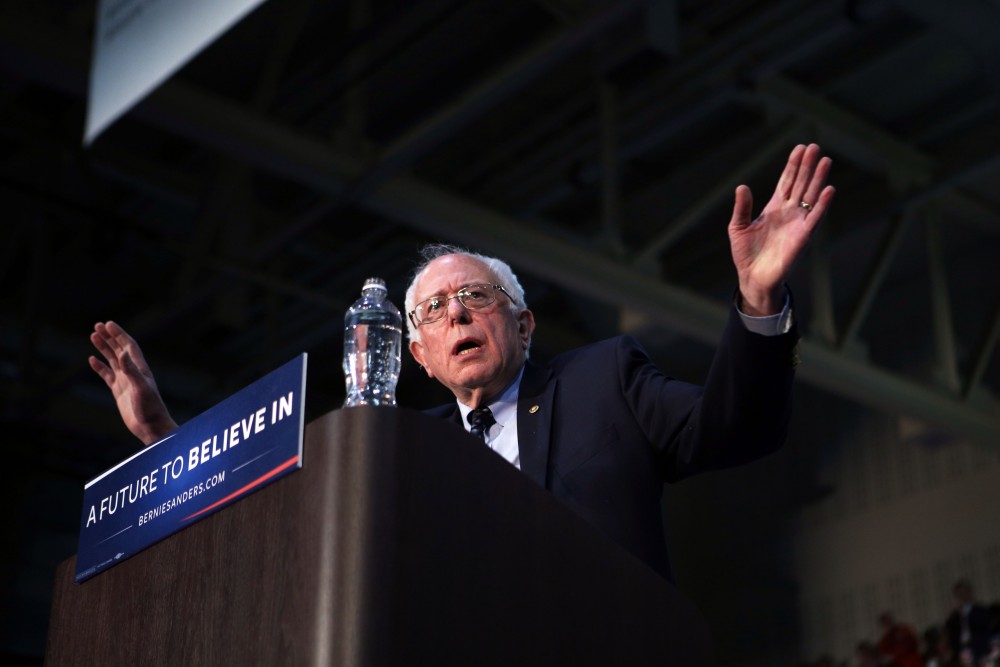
89 321 178 445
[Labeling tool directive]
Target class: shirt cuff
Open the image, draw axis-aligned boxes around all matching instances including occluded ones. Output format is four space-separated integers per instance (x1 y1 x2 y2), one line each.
737 292 794 336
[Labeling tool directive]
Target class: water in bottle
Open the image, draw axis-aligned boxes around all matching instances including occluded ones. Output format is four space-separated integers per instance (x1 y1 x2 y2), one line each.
343 277 402 407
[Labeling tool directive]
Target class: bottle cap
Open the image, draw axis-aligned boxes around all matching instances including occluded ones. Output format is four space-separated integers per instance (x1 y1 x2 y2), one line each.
363 277 386 291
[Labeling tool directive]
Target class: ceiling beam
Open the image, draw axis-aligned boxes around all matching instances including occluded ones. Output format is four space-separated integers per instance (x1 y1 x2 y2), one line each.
370 176 1000 447
3 14 999 447
755 74 937 190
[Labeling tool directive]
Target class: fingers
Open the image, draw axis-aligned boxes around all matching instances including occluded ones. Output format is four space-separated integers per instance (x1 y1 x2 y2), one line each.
93 320 144 366
104 320 139 356
90 326 120 372
776 143 831 208
88 355 114 388
788 144 833 210
117 349 142 381
774 144 807 201
804 184 837 228
788 144 822 203
743 143 832 224
799 155 833 209
729 184 754 231
91 320 148 384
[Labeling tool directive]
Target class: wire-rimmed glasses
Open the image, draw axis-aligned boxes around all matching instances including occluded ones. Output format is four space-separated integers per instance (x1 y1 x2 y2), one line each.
408 283 513 327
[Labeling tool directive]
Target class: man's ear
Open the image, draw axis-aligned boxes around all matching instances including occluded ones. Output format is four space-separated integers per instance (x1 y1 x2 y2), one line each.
409 340 433 377
517 309 536 350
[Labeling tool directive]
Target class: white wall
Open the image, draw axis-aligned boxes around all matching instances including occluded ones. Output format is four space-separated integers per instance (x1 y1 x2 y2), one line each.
794 415 1000 662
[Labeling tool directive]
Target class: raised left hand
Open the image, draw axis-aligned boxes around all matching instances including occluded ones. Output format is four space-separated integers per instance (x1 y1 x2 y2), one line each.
728 143 835 315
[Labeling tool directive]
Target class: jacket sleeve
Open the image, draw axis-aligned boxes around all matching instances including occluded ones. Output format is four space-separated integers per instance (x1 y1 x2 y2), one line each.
619 304 799 482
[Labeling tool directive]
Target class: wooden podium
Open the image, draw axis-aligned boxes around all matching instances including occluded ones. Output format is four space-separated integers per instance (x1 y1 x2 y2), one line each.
45 407 714 665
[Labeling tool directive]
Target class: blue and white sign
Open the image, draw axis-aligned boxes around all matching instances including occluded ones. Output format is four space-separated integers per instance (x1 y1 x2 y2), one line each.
75 353 307 583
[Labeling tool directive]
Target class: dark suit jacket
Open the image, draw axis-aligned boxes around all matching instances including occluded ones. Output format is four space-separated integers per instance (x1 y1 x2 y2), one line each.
424 305 799 580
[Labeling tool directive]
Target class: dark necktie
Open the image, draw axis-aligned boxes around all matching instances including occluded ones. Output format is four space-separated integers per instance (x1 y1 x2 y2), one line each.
467 407 496 442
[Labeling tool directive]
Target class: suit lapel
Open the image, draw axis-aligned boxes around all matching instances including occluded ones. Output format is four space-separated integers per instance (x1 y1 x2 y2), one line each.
517 360 556 488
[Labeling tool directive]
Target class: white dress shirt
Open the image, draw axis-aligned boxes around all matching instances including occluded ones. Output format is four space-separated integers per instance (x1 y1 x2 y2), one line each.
457 367 524 469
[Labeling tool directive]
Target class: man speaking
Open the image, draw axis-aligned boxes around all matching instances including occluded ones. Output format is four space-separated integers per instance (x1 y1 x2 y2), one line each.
89 143 834 581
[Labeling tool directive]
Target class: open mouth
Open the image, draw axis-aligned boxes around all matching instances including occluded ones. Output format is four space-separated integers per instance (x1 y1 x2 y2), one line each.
453 339 482 356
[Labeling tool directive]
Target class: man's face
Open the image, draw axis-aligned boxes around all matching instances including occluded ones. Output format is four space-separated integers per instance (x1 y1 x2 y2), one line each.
408 254 534 407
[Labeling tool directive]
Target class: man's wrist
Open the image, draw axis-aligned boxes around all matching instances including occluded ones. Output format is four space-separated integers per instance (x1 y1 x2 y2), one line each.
138 417 178 446
736 287 794 336
737 284 785 317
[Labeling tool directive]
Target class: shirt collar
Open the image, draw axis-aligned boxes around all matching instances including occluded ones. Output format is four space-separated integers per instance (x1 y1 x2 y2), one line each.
456 365 524 429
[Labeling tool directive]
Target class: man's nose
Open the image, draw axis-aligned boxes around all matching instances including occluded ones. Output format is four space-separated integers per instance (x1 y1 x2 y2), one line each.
447 296 472 323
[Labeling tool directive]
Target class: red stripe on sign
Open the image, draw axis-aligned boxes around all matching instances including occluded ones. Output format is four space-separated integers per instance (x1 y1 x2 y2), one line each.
180 455 299 522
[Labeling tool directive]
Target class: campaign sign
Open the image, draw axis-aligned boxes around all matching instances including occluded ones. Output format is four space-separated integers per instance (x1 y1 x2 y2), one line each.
75 354 307 583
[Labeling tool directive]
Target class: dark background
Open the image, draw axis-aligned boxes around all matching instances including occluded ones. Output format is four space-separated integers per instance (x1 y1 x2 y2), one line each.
2 0 1000 664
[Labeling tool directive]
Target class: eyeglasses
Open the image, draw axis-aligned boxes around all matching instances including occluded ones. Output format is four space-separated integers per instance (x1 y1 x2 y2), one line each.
408 283 513 327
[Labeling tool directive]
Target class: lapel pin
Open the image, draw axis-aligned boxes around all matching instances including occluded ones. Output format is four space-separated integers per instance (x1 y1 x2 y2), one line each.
529 405 539 414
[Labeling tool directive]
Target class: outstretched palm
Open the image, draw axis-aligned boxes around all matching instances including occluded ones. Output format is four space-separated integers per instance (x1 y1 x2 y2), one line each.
89 321 177 445
728 143 835 315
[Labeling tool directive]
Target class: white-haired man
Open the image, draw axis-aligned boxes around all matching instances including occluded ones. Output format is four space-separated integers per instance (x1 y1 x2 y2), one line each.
90 144 834 580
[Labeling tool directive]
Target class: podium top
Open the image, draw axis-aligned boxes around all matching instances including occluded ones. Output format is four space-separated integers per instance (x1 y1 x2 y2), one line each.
47 407 713 666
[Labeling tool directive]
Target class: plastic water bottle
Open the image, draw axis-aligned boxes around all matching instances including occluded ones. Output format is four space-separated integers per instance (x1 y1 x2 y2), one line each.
343 277 402 407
